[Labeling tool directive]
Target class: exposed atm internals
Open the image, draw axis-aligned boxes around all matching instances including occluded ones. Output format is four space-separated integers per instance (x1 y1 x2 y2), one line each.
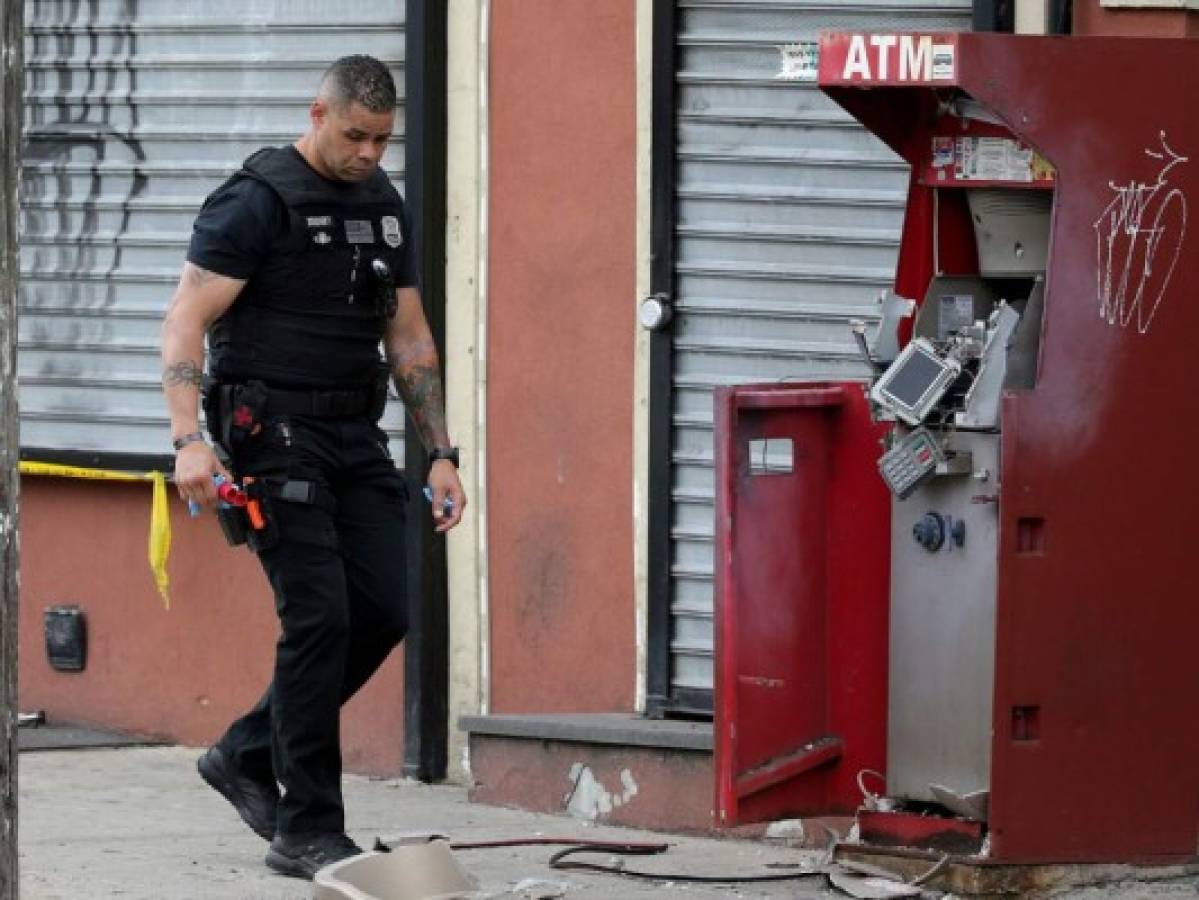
857 164 1053 815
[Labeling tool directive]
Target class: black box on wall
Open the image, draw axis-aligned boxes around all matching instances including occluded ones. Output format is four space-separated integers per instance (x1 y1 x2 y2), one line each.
45 605 86 672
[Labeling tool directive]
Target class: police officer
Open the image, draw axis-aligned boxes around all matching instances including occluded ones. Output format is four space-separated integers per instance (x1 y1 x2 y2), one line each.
160 55 465 879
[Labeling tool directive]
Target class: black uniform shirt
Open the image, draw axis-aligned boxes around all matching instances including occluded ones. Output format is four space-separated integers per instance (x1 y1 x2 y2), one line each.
187 146 418 288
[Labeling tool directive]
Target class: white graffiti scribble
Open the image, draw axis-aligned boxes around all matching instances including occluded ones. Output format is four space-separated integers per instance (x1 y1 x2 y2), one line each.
1095 132 1188 335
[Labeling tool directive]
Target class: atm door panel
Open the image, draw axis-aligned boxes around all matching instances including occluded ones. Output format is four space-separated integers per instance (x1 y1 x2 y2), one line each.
887 431 999 801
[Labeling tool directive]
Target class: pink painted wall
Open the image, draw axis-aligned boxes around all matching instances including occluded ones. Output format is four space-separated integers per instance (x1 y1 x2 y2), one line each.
18 476 404 775
486 1 637 712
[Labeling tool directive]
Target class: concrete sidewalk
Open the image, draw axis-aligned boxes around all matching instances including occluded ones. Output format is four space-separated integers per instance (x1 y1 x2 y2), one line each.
17 745 834 900
17 746 1199 899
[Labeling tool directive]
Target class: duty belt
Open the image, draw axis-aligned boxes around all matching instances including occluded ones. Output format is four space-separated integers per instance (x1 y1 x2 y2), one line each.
258 384 373 418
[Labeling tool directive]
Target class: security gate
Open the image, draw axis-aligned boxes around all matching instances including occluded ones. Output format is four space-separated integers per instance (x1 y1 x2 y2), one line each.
658 0 972 713
20 1 408 463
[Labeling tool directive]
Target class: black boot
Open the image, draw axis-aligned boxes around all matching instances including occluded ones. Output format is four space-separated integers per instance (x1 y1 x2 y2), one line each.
196 746 279 841
265 831 363 879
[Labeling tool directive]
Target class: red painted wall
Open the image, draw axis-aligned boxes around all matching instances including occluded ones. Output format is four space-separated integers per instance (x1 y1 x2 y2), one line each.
487 2 637 712
18 477 404 775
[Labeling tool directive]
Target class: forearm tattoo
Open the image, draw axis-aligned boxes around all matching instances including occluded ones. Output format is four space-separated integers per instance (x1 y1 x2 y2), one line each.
388 344 449 450
163 360 204 388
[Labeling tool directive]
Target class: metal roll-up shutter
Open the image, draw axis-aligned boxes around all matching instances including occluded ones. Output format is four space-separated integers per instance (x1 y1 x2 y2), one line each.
21 1 407 462
668 1 972 709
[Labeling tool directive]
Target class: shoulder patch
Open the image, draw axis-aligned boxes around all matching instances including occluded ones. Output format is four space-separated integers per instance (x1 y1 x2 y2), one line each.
381 215 402 248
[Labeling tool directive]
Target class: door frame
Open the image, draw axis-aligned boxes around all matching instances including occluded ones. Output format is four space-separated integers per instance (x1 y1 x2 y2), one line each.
403 0 451 780
645 0 714 719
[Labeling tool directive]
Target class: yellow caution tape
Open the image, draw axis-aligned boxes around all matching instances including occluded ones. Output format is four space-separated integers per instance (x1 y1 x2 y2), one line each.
148 471 171 608
18 461 174 610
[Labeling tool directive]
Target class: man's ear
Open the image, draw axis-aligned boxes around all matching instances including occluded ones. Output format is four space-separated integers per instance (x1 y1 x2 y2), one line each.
309 98 327 129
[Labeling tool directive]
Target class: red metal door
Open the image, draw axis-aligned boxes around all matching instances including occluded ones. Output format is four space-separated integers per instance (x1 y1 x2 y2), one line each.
713 382 891 826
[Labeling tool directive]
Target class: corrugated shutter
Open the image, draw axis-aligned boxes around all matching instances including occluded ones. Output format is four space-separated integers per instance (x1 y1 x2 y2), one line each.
20 1 407 461
668 0 972 707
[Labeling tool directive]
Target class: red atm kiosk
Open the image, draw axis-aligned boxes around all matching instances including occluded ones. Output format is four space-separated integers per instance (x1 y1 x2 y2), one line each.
714 31 1199 877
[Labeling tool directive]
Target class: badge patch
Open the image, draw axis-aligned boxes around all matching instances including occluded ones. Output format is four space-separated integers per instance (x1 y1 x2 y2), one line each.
381 215 403 249
345 219 375 244
312 231 332 245
306 215 333 228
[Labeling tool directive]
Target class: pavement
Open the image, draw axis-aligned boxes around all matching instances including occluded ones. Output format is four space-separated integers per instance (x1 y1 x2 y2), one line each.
16 745 1199 899
17 745 835 900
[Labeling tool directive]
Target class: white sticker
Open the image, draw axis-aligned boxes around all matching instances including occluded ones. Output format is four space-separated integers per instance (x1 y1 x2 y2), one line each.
777 42 819 82
955 137 1035 182
931 44 955 80
381 215 403 248
932 137 954 168
1006 142 1034 182
973 138 1011 180
306 215 333 228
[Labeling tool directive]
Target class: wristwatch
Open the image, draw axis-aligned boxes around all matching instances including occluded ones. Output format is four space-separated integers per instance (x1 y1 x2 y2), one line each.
429 446 460 468
172 431 207 453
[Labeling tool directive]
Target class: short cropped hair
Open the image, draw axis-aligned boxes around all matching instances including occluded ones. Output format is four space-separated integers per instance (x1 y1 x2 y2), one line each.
319 55 397 114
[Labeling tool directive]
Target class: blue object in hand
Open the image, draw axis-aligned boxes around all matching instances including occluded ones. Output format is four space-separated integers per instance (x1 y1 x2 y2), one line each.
422 485 455 517
188 474 236 518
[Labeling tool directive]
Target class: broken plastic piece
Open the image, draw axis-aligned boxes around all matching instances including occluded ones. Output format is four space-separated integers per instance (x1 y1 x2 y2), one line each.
929 783 990 822
509 878 570 899
312 840 474 900
870 290 917 366
828 870 922 898
372 831 451 850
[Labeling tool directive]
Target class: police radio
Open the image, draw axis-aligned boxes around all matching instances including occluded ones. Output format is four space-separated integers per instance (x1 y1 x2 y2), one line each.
371 258 398 319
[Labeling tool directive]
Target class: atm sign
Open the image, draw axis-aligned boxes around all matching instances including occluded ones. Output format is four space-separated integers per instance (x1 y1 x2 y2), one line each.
818 33 958 86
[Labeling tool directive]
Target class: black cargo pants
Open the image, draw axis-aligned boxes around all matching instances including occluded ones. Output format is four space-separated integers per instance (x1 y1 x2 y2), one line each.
214 412 408 836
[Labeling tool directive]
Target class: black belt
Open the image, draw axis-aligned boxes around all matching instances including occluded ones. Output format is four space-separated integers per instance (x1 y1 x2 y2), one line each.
260 385 372 418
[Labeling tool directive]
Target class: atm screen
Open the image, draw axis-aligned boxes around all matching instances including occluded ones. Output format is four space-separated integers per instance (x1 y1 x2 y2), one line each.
871 337 961 425
881 346 946 408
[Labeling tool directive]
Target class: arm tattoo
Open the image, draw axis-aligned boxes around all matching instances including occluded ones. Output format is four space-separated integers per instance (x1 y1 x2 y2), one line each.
163 360 204 389
388 346 449 450
387 337 436 370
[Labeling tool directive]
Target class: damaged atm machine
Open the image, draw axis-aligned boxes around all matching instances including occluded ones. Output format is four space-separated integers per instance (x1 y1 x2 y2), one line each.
713 29 1199 892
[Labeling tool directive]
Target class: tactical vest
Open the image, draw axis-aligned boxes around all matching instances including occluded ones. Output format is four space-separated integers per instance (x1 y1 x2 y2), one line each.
207 146 410 390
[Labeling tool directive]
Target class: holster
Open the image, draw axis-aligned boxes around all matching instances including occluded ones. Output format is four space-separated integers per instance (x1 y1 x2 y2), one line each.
200 375 225 452
204 377 252 548
203 378 270 455
214 476 327 552
228 381 269 448
243 478 279 553
368 364 390 422
216 505 249 547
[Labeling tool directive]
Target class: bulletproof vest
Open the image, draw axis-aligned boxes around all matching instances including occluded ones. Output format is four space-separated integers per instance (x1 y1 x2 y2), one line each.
208 146 409 390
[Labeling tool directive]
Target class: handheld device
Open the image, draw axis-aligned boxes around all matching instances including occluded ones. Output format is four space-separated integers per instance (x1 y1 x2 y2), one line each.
371 258 398 319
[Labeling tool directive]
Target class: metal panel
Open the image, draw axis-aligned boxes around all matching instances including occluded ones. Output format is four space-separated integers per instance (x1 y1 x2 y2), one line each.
668 0 972 705
20 1 407 462
713 383 890 825
887 431 999 802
